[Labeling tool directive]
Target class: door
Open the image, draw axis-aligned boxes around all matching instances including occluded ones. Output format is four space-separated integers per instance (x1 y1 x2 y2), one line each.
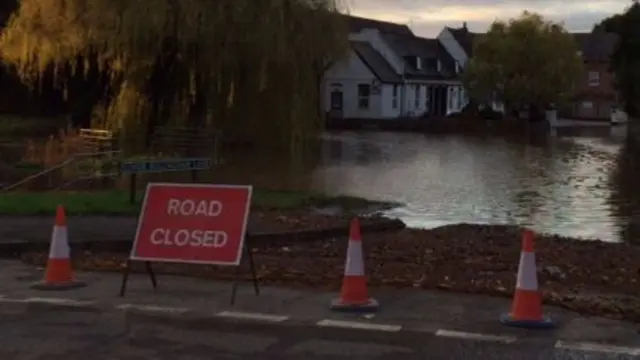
329 89 343 119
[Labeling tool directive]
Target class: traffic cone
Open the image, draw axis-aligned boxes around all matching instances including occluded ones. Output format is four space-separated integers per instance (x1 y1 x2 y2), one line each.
500 229 554 329
330 217 378 312
32 205 86 290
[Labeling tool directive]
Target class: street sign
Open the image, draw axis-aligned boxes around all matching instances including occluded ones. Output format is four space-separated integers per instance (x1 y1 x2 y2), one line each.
120 158 212 174
130 183 252 266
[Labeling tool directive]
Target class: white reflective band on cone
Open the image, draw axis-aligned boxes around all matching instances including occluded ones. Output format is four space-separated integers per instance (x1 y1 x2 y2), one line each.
516 252 538 291
49 226 70 259
344 240 365 276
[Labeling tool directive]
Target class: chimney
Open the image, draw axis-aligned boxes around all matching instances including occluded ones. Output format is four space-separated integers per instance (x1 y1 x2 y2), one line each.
462 22 468 30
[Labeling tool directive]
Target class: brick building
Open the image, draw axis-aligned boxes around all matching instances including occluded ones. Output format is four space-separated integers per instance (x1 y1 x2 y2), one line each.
569 32 619 120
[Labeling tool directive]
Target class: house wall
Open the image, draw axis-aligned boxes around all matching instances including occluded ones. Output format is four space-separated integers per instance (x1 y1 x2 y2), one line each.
349 29 405 75
323 49 383 119
401 83 428 116
380 84 402 118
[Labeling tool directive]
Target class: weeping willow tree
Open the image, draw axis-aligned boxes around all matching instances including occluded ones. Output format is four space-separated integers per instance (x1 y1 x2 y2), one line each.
0 0 350 152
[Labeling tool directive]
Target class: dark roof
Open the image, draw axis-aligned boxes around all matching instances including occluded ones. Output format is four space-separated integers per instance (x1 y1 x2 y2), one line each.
446 24 616 63
446 26 479 56
380 34 457 80
572 32 618 62
342 14 414 36
350 41 403 84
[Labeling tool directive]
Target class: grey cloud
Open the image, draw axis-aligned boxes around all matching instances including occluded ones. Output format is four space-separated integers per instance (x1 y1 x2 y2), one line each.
350 0 626 36
351 0 570 13
408 9 616 36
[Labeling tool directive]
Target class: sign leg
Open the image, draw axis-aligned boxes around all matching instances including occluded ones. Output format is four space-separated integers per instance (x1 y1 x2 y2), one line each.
145 261 158 290
247 245 260 296
119 260 131 297
230 266 240 306
230 241 260 305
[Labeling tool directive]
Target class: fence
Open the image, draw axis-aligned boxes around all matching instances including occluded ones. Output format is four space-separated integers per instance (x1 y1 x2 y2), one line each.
2 126 221 192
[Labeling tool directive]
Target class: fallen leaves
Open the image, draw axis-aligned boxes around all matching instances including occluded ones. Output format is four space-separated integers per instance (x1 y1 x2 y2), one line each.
19 222 640 322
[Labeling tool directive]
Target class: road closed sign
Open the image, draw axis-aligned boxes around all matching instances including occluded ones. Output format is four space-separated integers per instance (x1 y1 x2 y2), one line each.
130 183 252 265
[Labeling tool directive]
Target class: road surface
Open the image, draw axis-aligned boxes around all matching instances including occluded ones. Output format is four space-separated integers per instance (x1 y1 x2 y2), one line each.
1 261 639 359
0 304 638 360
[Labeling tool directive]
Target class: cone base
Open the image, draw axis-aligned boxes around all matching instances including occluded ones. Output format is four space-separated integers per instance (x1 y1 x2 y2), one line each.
31 280 86 291
330 298 379 313
500 313 555 329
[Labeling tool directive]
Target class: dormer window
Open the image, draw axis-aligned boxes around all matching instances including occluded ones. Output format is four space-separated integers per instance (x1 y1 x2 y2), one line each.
425 58 438 71
402 55 421 70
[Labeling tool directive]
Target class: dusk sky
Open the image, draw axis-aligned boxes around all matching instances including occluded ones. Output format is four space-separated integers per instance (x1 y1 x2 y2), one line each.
349 0 631 36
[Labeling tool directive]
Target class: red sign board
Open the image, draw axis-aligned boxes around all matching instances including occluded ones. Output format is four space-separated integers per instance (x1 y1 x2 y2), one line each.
130 183 252 266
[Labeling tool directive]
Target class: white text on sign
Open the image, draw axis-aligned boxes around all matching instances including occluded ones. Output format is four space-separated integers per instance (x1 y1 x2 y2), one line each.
167 199 223 217
150 229 228 248
150 199 228 248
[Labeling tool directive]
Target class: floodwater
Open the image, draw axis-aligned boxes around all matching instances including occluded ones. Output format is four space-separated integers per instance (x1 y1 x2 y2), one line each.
3 124 639 243
204 124 635 242
313 129 629 242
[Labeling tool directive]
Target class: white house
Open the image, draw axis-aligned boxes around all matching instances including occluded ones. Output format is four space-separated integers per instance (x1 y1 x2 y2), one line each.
323 15 468 122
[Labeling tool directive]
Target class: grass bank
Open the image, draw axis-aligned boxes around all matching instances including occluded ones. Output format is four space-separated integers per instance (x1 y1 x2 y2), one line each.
0 189 395 215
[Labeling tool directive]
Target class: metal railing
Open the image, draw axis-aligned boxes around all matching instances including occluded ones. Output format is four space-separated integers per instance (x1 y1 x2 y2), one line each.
0 150 122 192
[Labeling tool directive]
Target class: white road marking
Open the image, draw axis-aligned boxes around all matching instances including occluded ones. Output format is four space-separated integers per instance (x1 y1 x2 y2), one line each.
116 304 189 314
435 329 517 344
216 311 289 323
0 297 94 307
555 340 640 356
316 319 402 332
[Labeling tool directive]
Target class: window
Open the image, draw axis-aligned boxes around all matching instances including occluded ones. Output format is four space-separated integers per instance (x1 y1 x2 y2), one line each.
392 85 399 109
582 101 593 109
357 84 370 109
588 71 600 87
425 58 438 71
448 87 454 110
425 85 430 109
414 85 420 108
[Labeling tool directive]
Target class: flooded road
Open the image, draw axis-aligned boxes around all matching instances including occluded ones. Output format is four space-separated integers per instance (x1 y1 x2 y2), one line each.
311 129 631 242
3 125 636 242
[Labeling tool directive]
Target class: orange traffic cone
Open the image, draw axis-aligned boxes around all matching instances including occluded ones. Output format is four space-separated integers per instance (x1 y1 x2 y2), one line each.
500 229 554 329
330 217 378 312
32 205 86 290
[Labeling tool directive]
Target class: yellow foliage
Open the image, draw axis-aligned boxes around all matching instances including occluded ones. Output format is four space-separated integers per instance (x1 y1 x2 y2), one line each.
462 11 584 109
0 0 350 152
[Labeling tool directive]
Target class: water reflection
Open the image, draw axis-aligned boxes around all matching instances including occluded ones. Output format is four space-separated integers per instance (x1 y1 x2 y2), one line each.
5 125 636 242
313 129 628 242
609 137 640 244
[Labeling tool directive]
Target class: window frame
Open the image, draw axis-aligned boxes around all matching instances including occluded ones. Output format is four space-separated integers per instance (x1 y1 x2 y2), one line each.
588 71 600 87
391 84 399 109
357 83 371 109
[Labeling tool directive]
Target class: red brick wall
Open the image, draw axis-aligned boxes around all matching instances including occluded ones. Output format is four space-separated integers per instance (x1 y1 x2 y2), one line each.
570 62 618 120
